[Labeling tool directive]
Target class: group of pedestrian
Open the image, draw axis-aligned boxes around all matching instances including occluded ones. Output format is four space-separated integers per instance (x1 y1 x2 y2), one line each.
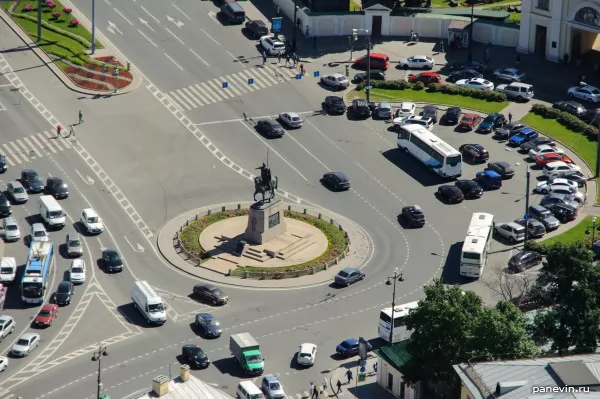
272 51 300 68
308 378 330 398
409 30 420 43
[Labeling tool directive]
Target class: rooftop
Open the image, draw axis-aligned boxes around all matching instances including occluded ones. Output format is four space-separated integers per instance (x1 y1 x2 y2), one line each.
376 340 411 372
132 375 234 399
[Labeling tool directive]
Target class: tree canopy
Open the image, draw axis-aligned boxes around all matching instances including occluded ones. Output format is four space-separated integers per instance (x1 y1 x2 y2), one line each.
400 280 538 389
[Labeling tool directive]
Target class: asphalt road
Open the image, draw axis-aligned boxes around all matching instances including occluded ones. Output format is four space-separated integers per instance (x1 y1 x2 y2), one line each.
0 2 583 398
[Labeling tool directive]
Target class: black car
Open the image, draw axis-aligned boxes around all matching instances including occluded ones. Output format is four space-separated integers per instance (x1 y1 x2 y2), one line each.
323 96 346 115
353 71 386 83
436 185 464 203
562 171 587 188
508 251 542 272
442 107 462 125
459 144 489 163
514 218 547 238
102 249 123 272
400 205 425 228
256 119 285 138
546 203 577 222
244 20 269 38
519 136 556 152
581 108 600 126
45 177 69 199
552 101 586 116
193 283 229 305
0 193 12 217
0 154 7 173
487 161 514 179
21 169 43 193
194 313 223 338
54 281 74 306
321 172 350 191
350 99 371 119
446 69 483 83
421 104 438 123
181 344 210 368
451 61 486 74
455 180 483 199
494 122 527 140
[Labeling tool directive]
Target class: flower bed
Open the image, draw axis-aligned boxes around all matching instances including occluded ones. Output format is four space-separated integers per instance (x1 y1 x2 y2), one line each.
63 56 133 91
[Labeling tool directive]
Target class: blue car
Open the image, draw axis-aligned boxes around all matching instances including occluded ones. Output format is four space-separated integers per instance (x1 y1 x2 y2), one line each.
475 170 502 190
508 127 539 146
336 338 372 358
477 113 506 133
453 61 487 74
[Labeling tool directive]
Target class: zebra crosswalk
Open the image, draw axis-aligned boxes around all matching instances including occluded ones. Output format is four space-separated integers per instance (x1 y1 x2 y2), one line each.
1 130 72 166
167 64 299 111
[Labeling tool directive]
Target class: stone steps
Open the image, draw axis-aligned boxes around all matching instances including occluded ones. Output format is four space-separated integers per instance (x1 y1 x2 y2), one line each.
276 239 315 260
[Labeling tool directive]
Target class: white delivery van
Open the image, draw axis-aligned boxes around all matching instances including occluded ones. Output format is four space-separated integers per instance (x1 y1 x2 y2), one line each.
131 280 167 325
237 381 265 399
0 257 17 284
38 195 65 229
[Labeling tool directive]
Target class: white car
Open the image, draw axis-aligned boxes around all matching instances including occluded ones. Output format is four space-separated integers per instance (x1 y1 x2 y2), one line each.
69 259 86 284
0 356 7 372
542 161 582 179
535 178 579 194
80 208 104 234
296 343 317 367
528 144 564 160
568 84 600 103
259 36 286 56
30 223 48 242
395 102 416 118
397 55 434 70
455 78 494 91
547 185 585 203
394 116 434 131
494 222 526 243
11 333 40 357
493 68 526 82
0 315 15 342
320 73 349 89
2 217 20 241
278 112 303 128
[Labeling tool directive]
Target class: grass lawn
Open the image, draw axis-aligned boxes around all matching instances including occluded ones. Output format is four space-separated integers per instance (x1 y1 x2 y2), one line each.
349 0 361 11
350 88 508 114
520 113 599 204
542 215 595 246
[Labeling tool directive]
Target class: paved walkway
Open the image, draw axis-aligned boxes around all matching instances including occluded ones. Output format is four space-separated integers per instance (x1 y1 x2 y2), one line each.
156 201 372 289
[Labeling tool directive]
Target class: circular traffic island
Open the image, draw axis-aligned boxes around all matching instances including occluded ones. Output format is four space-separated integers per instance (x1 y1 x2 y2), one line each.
178 206 350 279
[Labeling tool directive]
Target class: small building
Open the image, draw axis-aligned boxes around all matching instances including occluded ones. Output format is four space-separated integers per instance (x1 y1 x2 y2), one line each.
453 353 600 399
376 340 422 399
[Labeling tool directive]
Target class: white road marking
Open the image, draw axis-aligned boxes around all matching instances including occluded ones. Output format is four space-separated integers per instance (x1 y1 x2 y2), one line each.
113 8 133 25
164 53 184 71
190 49 209 67
172 3 191 20
201 28 221 46
74 169 95 184
123 235 145 252
139 18 155 32
140 5 160 24
137 29 157 47
165 27 185 45
207 11 218 23
194 111 315 126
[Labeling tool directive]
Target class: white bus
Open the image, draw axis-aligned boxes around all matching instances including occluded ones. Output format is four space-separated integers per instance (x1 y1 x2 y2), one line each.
460 212 495 278
377 301 419 344
396 124 462 179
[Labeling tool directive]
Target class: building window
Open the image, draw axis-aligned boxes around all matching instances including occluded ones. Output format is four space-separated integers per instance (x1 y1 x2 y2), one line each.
575 7 600 28
387 373 393 390
536 0 549 11
400 382 406 399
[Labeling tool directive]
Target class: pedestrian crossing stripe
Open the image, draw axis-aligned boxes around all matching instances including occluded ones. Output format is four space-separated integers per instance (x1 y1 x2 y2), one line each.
167 64 298 111
0 130 71 166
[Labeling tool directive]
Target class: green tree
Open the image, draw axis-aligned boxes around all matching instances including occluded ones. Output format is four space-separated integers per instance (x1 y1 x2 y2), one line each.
531 241 600 354
400 280 537 389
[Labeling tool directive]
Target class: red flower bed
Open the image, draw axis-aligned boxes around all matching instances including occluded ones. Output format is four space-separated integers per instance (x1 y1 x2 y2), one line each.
63 57 133 92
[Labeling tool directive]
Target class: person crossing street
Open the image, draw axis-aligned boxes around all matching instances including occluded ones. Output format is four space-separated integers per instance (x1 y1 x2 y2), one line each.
345 369 353 384
78 109 84 124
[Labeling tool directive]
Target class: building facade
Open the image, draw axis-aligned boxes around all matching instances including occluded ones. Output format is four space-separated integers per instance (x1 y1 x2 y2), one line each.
376 341 422 399
519 0 600 63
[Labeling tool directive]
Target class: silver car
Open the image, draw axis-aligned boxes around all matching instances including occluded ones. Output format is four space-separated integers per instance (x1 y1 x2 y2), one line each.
66 233 83 257
376 102 392 119
278 112 303 128
2 217 20 242
6 181 28 203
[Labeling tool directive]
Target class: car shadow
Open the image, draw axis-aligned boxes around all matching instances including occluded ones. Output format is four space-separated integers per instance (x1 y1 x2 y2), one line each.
441 242 468 285
327 282 344 290
116 303 159 328
380 149 442 187
289 353 312 371
212 358 253 378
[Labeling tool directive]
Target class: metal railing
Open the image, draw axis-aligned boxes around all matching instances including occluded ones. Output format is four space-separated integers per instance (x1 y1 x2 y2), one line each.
172 203 351 279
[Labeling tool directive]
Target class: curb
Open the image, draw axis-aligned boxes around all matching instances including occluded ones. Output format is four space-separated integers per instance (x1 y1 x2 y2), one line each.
156 201 373 290
0 7 142 96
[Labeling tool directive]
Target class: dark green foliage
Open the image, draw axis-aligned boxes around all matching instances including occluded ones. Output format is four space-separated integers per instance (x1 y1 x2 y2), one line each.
531 103 599 139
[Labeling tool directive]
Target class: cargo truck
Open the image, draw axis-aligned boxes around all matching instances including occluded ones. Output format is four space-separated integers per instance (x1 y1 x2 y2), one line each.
230 333 264 375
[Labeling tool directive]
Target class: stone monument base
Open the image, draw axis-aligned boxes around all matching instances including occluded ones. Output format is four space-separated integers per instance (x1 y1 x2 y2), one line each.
245 198 287 245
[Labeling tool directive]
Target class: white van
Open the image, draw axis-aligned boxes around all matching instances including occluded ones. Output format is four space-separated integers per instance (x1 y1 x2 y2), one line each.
237 381 265 399
131 280 167 325
0 257 17 284
39 195 65 229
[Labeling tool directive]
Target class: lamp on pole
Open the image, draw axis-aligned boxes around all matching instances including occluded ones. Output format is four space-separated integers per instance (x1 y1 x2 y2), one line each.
292 4 299 52
352 29 371 103
385 268 404 345
36 0 42 41
91 0 96 53
468 0 474 61
92 343 108 399
586 217 598 247
524 165 531 243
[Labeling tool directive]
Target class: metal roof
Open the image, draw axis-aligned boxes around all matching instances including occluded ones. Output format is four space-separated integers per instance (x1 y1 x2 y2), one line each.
376 340 411 372
550 360 600 386
133 375 234 399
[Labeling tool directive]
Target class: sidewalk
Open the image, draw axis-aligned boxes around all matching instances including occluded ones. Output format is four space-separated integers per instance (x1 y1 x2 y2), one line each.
327 355 395 399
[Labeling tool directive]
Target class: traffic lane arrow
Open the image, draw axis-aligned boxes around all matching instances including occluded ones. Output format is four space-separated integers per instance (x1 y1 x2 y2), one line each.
139 17 155 32
166 15 184 28
107 21 123 35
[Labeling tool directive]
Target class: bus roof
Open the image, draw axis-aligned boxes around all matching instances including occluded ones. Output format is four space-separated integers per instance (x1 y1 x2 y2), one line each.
400 125 460 157
462 235 488 253
469 212 494 228
24 241 53 278
380 301 419 318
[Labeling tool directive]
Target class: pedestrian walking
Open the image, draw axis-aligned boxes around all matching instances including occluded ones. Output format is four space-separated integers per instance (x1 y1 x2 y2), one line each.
322 378 328 393
262 53 267 65
508 112 513 123
309 382 315 398
312 385 319 399
345 369 353 384
284 53 291 66
336 380 342 394
300 64 305 75
294 53 300 66
56 124 62 137
415 32 420 42
440 40 445 53
78 109 84 124
277 53 282 64
67 124 75 138
409 29 414 42
373 362 378 373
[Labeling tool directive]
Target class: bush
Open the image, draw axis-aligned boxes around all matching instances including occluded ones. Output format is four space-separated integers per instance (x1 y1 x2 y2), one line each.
523 240 548 255
69 19 80 26
359 80 507 102
529 103 599 140
51 12 61 19
412 81 425 91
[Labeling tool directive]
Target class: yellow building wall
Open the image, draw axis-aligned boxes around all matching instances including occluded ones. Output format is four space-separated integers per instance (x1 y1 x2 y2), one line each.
460 382 475 399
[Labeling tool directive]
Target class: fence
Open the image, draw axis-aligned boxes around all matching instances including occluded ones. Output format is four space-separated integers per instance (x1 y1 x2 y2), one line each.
172 203 351 280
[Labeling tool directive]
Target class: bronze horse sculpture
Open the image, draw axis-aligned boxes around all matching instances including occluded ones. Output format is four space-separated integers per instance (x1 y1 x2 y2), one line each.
253 176 278 202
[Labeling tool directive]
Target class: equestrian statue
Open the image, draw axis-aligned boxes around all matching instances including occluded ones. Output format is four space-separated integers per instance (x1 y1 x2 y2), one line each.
253 163 278 203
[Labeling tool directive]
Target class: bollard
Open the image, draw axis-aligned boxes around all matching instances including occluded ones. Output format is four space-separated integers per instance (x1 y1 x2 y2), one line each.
318 213 322 219
303 209 307 215
330 218 334 224
238 204 241 210
207 209 212 215
222 206 226 212
244 271 249 279
288 205 292 211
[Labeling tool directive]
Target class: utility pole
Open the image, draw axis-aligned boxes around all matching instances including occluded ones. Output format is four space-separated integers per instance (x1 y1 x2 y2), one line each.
292 4 298 52
37 0 42 41
385 268 404 345
91 0 96 53
92 343 108 399
524 165 531 243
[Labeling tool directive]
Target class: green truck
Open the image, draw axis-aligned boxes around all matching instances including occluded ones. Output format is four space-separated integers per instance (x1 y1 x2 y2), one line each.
230 333 264 375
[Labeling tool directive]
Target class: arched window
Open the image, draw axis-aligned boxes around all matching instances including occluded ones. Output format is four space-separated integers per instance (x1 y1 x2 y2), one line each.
575 7 600 28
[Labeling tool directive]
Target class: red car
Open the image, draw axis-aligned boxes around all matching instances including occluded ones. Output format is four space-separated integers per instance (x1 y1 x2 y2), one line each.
459 113 482 130
535 153 575 167
33 304 59 327
408 72 442 84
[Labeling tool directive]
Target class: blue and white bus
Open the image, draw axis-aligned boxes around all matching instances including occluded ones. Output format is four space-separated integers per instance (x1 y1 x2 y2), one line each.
396 124 462 178
21 241 53 304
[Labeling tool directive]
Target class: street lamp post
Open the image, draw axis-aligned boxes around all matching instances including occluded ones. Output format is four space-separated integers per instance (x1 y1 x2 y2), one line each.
524 165 531 243
91 0 96 53
385 268 404 345
587 217 598 247
92 343 108 399
352 29 371 103
292 4 299 52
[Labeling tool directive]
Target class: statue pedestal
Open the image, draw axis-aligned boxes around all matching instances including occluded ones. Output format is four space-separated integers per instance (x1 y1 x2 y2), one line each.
245 198 287 245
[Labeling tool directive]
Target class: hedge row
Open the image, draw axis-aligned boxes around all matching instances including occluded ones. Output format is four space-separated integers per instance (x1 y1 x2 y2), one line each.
530 103 599 139
13 13 91 48
357 80 507 102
